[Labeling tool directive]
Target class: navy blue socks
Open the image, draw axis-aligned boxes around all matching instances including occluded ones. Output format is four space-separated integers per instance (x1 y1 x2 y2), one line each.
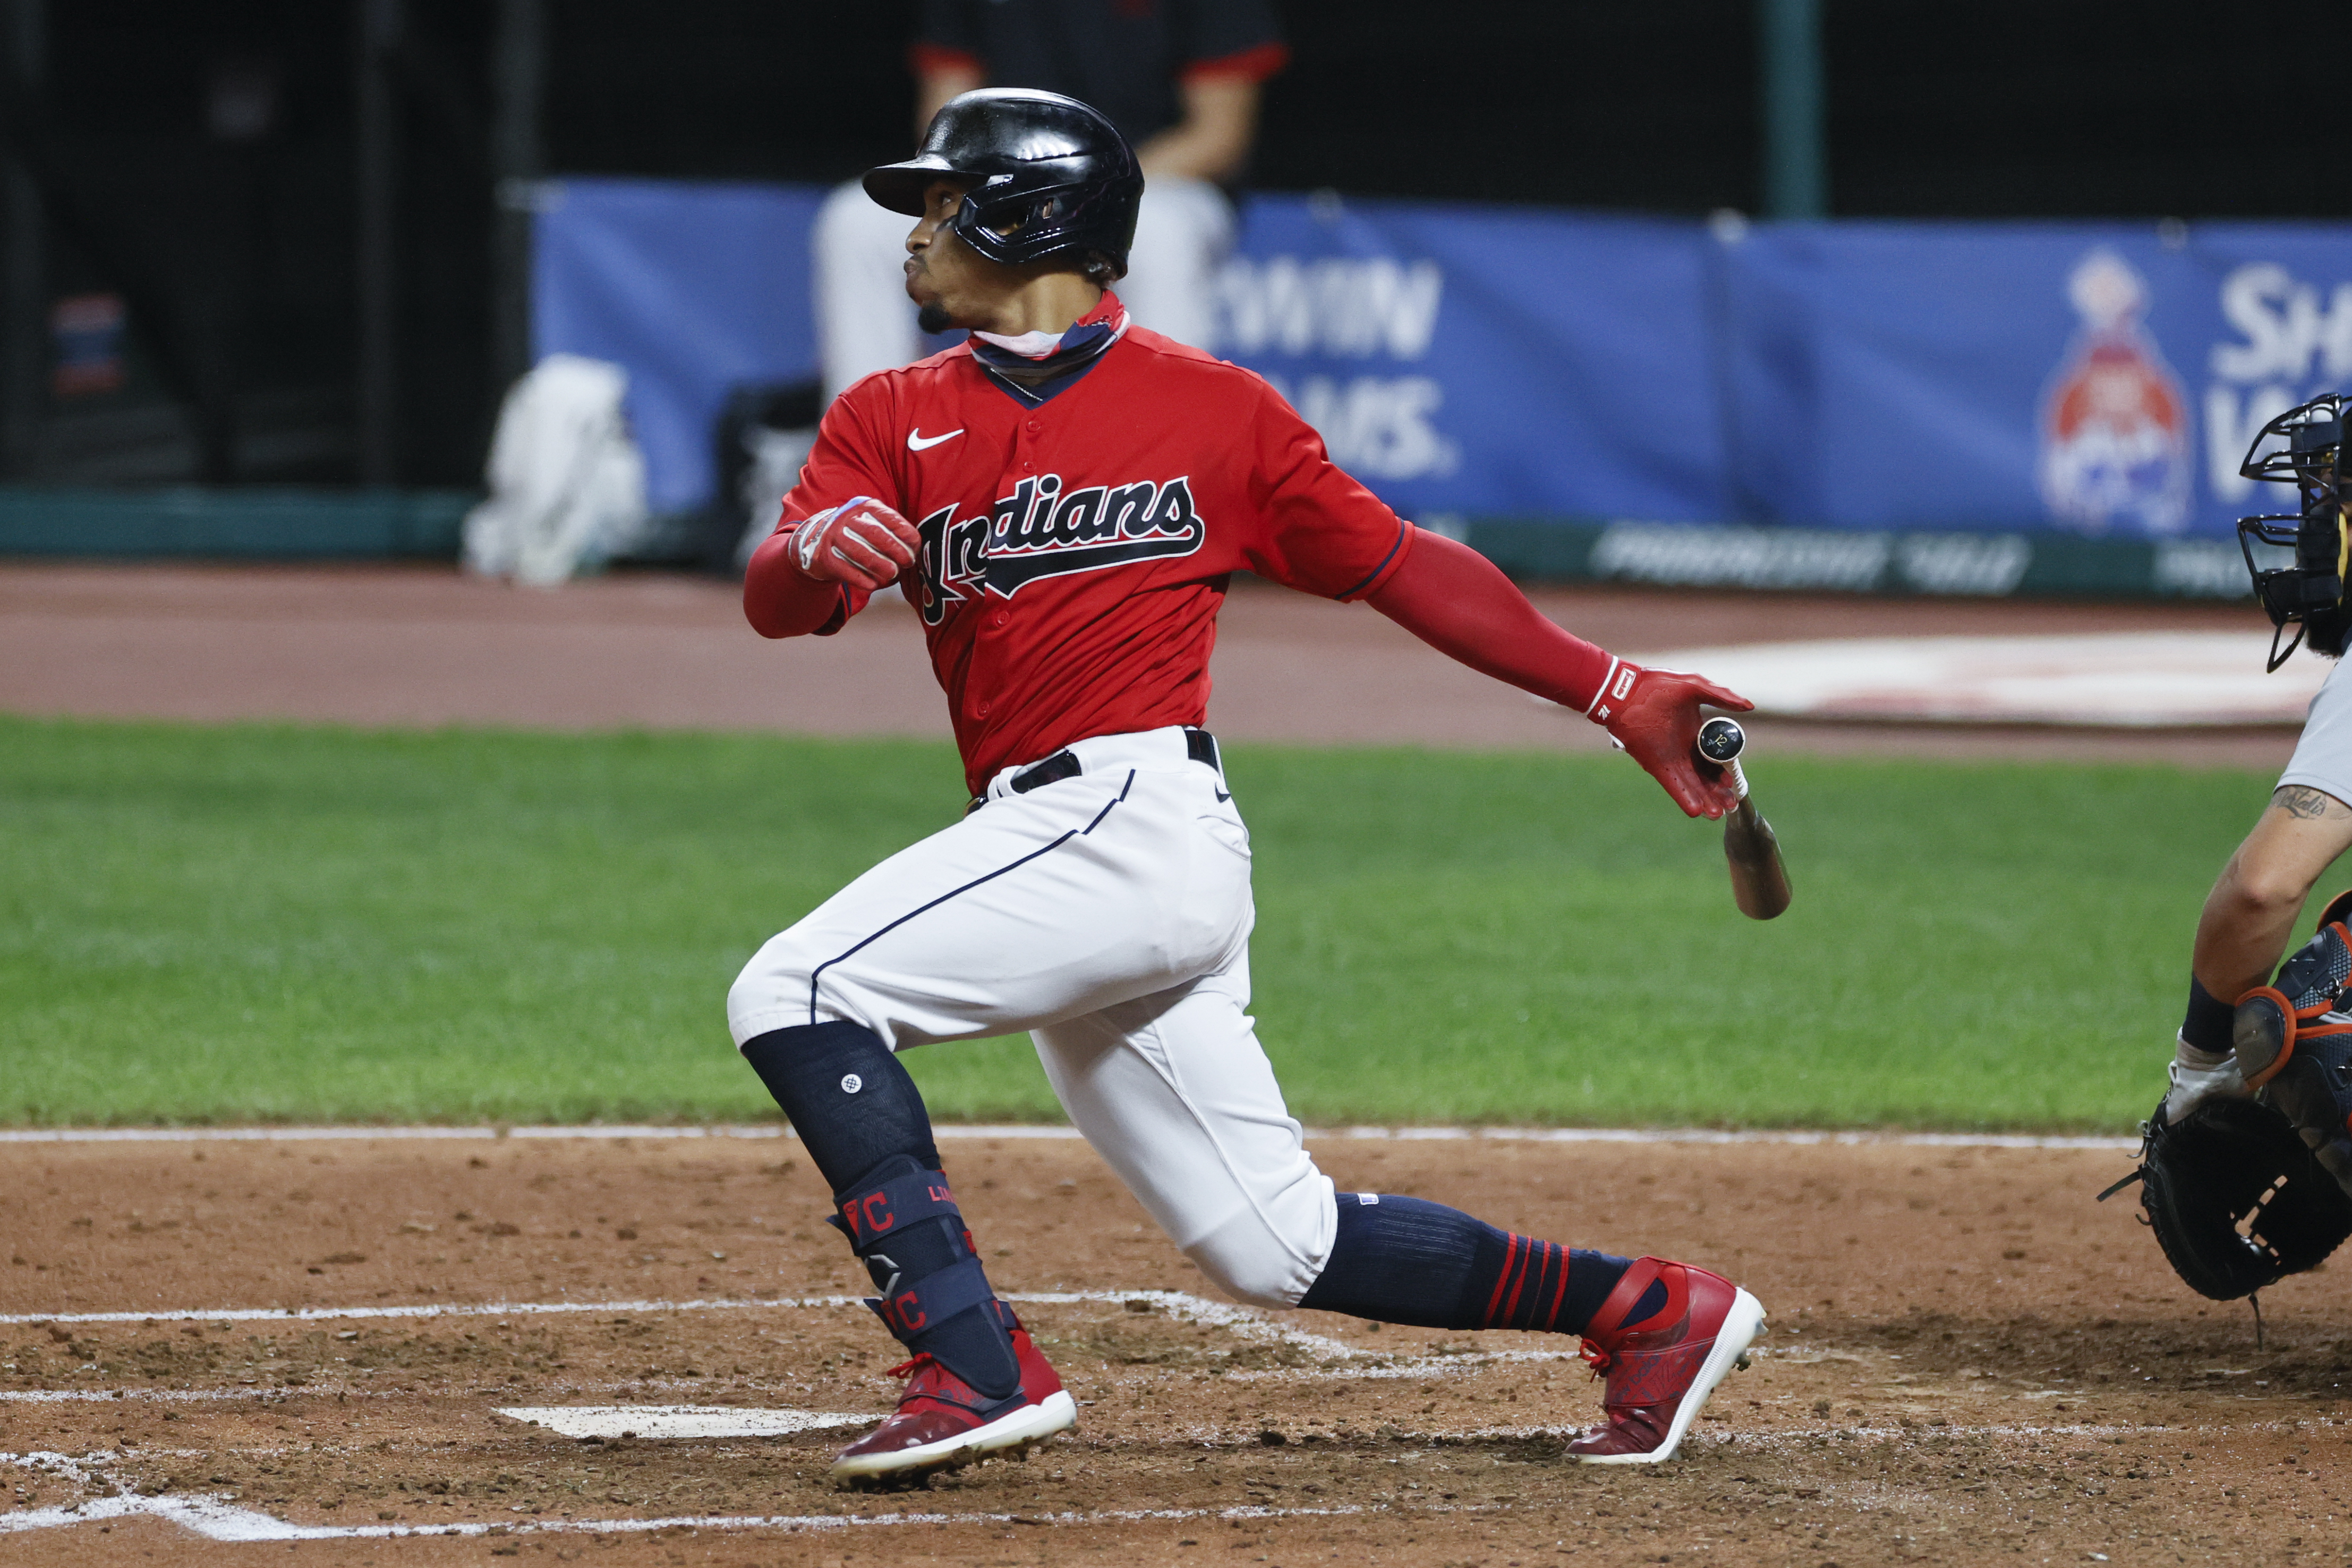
740 1021 1019 1399
1299 1192 1665 1335
2181 975 2234 1056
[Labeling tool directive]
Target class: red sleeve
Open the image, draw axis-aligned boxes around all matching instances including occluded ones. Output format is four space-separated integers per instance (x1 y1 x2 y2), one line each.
909 42 983 79
1181 41 1289 84
1364 529 1617 713
1237 379 1414 601
742 387 898 638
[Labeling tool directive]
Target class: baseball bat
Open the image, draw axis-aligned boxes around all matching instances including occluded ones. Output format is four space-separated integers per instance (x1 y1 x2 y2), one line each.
1696 717 1792 921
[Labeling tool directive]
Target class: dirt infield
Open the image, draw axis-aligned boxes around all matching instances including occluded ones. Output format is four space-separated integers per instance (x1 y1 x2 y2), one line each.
0 561 2303 769
3 565 2333 1563
4 1131 2347 1565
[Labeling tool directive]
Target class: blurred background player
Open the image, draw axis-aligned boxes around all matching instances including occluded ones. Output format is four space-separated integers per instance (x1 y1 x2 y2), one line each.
812 0 1287 399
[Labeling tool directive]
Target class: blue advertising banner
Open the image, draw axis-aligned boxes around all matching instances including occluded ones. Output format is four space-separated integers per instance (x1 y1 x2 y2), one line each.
531 178 2352 542
532 178 822 515
1209 200 1722 524
1722 223 2352 539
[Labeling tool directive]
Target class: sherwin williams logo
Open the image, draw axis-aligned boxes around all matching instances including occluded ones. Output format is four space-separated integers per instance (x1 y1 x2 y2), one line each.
910 473 1206 625
1217 254 1458 482
2205 262 2352 506
2036 250 2192 536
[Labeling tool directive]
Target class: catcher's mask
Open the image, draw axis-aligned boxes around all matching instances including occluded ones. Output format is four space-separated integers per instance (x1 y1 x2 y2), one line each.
2238 393 2352 671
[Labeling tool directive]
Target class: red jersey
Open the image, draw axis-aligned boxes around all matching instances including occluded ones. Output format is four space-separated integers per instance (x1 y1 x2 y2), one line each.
777 308 1415 793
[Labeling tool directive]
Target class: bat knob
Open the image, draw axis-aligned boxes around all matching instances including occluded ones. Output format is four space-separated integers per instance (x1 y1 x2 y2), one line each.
1695 715 1746 764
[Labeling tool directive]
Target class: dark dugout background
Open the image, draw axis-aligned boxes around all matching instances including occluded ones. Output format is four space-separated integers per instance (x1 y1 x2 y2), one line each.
2 0 2336 493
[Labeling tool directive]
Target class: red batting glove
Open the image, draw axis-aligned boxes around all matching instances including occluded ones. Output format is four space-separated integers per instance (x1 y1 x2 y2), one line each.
788 496 920 592
1588 660 1755 820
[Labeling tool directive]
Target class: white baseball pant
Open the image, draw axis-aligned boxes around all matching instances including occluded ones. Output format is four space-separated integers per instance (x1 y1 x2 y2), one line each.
727 726 1337 1307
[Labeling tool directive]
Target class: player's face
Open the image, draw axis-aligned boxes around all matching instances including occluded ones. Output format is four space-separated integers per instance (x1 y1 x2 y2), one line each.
905 178 1008 334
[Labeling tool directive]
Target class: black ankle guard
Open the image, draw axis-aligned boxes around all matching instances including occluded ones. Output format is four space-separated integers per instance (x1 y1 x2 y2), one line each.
831 1158 1017 1394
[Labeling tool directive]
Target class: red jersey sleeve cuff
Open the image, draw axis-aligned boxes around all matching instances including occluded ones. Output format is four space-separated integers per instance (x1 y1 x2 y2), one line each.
1335 518 1417 603
1181 41 1290 85
909 43 984 80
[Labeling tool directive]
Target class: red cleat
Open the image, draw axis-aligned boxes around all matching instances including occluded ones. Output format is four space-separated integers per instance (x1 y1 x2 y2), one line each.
1566 1257 1765 1464
829 1322 1075 1487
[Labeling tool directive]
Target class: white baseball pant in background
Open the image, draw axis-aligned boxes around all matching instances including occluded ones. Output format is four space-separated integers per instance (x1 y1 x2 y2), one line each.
728 726 1337 1308
2280 653 2352 803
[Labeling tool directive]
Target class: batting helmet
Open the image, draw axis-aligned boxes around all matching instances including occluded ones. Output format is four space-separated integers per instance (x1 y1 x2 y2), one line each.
863 89 1144 279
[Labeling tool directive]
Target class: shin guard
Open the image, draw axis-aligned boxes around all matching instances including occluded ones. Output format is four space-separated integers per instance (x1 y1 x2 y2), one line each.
2234 916 2352 1089
739 1022 1018 1398
830 1155 1020 1397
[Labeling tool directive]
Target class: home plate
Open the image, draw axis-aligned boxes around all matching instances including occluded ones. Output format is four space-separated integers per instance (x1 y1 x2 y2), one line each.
1634 631 2330 727
496 1406 868 1439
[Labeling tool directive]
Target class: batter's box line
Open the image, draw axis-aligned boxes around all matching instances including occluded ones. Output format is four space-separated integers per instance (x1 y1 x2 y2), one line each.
0 1287 1625 1394
0 1455 1504 1544
0 1287 1365 1363
0 1378 850 1406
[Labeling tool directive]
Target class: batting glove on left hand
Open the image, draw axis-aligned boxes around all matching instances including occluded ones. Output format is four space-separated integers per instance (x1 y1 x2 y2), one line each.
1589 660 1754 820
788 496 921 592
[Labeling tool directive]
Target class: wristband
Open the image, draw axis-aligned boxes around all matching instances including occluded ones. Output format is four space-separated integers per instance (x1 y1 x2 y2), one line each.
790 506 837 574
2181 974 2234 1056
1584 658 1640 724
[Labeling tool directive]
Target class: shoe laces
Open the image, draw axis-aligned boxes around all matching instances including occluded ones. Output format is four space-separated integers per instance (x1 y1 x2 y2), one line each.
1578 1339 1612 1377
883 1353 932 1380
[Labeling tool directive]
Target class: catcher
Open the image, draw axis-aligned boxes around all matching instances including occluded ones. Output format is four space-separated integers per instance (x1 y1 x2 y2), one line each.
2124 394 2352 1299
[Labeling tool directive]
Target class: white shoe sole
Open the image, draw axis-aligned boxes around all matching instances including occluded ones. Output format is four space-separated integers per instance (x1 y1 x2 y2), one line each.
1575 1287 1766 1465
829 1389 1077 1484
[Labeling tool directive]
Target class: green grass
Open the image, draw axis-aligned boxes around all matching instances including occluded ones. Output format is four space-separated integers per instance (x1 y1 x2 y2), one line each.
0 715 2303 1130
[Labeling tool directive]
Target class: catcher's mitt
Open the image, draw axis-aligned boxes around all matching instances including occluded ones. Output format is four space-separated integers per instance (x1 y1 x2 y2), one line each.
2101 1095 2352 1300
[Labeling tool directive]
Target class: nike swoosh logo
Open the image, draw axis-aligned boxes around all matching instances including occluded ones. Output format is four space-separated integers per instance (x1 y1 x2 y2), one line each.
1214 789 1232 803
907 428 964 452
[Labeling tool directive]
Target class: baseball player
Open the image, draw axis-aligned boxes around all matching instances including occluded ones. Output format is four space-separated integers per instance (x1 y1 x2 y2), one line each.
729 89 1767 1486
2161 396 2352 1151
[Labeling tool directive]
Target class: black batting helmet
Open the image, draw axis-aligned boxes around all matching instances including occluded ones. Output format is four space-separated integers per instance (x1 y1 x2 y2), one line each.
863 89 1144 279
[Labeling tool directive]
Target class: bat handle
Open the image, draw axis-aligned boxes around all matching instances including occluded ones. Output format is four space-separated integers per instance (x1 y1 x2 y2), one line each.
1693 715 1750 803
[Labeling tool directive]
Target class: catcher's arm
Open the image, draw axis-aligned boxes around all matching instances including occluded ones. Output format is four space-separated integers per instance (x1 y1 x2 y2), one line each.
2194 785 2352 1002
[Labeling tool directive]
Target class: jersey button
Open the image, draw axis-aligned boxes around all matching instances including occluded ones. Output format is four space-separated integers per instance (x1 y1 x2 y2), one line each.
974 700 991 718
991 609 1009 628
1025 419 1042 434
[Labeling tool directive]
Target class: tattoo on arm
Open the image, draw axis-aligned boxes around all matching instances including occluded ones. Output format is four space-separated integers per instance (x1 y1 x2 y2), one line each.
2273 785 2351 820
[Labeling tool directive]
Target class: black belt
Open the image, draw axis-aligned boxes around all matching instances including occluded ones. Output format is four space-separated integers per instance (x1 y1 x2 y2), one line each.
970 728 1220 813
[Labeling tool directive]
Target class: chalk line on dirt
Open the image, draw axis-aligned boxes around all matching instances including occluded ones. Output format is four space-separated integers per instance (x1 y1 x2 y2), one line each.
0 1441 1470 1543
0 1123 2139 1149
0 1286 1603 1399
2 1410 2308 1544
0 1287 1365 1360
495 1405 865 1438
